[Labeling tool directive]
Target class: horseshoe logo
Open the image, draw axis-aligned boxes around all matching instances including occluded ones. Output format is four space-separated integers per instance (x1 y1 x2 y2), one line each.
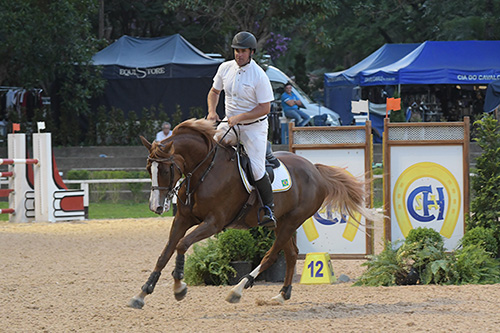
393 162 461 238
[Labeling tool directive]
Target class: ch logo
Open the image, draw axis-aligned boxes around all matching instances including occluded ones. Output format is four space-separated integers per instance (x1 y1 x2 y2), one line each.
393 162 461 238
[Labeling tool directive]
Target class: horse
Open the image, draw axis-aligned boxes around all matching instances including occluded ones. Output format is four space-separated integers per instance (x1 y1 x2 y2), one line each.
129 118 379 309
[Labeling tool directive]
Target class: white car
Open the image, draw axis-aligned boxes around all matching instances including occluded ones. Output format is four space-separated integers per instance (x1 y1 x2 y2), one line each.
265 65 341 126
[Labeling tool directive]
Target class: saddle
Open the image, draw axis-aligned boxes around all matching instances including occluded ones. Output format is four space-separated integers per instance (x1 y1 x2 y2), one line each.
238 141 280 185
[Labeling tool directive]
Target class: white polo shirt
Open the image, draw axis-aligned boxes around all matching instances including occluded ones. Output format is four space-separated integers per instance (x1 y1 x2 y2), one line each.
212 59 274 120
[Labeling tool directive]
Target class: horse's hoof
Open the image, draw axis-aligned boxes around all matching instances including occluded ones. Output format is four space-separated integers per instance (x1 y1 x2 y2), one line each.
225 290 242 303
174 286 188 301
271 293 285 304
128 296 145 309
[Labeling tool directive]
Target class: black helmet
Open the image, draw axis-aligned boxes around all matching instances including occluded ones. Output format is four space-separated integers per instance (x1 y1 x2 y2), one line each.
231 31 257 50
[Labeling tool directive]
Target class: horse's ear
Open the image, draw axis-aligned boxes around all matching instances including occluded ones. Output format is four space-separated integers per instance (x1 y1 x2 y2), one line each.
140 136 152 151
163 141 174 155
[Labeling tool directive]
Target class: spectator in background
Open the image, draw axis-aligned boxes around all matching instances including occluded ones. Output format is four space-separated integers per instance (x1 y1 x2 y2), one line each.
281 82 310 126
155 121 172 142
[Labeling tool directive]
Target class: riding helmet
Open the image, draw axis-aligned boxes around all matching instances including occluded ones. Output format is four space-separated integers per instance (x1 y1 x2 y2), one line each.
231 31 257 50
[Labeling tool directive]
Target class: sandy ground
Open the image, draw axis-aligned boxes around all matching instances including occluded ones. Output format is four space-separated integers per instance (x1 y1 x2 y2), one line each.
1 217 500 332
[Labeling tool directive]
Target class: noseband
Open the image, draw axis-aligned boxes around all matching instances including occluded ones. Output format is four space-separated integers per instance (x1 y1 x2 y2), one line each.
148 144 219 207
148 156 182 193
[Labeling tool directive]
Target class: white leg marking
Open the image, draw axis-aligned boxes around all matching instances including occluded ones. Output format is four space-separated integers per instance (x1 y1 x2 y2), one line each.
271 293 285 304
250 265 261 278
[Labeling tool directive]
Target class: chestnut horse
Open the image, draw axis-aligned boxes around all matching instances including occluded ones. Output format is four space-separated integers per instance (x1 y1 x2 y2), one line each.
129 119 377 309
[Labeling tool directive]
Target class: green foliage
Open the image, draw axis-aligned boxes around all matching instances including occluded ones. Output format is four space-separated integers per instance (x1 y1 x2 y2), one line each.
404 227 444 250
185 228 277 286
354 241 401 286
216 229 256 262
189 106 205 120
461 226 498 257
469 114 500 257
355 227 500 287
184 239 236 286
450 244 500 285
172 105 184 127
249 227 275 265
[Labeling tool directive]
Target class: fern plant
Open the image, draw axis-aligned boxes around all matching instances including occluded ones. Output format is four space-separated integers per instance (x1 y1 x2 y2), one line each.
355 227 500 286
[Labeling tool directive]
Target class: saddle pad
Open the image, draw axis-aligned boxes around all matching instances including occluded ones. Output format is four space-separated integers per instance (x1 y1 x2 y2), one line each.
238 158 292 194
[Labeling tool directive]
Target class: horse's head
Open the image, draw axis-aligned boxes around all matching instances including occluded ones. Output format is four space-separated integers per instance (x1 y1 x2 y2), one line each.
140 136 183 215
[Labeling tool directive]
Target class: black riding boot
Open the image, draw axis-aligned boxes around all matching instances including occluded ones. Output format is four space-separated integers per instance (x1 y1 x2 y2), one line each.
255 174 277 228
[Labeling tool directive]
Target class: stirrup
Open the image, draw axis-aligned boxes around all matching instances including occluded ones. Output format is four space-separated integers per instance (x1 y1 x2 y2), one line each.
258 205 277 228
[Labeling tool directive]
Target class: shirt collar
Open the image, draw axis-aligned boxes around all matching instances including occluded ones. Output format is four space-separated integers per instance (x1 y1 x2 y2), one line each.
237 59 253 71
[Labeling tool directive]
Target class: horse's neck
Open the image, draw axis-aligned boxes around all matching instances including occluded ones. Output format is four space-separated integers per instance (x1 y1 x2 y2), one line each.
174 136 213 173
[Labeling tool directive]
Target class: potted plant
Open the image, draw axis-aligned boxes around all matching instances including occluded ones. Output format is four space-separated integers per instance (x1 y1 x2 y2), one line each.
217 229 256 285
250 227 286 282
184 229 256 286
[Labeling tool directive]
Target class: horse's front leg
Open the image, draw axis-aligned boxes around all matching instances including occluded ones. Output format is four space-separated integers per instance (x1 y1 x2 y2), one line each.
128 218 192 309
171 217 220 300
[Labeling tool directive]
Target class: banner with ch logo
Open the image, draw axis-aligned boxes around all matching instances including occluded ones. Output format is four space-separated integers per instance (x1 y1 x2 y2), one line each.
290 122 374 259
384 118 470 251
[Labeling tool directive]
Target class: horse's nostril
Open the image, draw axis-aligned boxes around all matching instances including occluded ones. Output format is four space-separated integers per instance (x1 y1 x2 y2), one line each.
155 207 163 215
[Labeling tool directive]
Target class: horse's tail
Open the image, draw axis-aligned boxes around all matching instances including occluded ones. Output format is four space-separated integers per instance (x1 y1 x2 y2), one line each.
315 164 381 225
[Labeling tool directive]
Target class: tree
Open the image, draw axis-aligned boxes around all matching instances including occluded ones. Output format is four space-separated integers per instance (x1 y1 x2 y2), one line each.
164 0 338 58
0 0 105 144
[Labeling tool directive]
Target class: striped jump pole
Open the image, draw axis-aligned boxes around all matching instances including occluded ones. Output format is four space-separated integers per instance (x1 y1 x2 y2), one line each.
3 132 85 223
6 133 36 222
0 159 38 165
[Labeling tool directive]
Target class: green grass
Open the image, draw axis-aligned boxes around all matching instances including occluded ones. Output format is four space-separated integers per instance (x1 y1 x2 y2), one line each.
0 201 173 221
88 201 173 219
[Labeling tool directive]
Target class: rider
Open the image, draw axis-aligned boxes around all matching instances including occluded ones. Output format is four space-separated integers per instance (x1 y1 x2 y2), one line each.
207 31 277 227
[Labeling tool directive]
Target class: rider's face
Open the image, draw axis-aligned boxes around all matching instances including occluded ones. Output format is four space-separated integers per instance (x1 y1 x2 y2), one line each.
285 85 292 94
234 48 252 67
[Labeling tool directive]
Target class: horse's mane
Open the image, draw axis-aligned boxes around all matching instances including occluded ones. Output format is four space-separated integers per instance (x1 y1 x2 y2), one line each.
172 118 217 141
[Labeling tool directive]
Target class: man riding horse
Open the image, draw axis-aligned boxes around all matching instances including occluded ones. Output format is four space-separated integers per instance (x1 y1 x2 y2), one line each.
207 31 277 228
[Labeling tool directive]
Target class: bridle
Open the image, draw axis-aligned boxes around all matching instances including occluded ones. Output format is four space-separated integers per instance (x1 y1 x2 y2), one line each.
147 143 219 207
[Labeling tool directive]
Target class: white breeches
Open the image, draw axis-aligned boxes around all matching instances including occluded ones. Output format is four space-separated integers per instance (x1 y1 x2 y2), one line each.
215 118 268 181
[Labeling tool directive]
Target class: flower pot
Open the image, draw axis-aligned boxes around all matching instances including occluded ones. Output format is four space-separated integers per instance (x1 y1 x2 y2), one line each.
228 261 253 285
263 254 286 282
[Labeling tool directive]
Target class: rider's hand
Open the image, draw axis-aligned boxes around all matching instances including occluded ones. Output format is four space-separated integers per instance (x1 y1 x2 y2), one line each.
207 112 221 122
227 115 241 127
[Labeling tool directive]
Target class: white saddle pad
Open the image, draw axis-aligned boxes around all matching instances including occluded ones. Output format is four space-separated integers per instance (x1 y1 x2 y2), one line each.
238 157 292 194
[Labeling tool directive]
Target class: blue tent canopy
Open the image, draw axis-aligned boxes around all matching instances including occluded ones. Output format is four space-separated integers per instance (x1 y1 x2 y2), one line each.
92 34 222 79
91 34 223 119
361 40 500 86
324 43 420 88
324 43 419 125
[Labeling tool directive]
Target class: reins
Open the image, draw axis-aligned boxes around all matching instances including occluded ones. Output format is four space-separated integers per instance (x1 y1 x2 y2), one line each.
148 129 227 207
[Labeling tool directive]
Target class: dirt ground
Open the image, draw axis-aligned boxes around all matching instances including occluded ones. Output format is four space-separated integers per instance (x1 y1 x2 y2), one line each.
1 217 500 332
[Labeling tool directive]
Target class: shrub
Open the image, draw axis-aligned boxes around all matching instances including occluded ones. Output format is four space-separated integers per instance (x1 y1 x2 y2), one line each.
404 227 444 249
461 226 498 257
216 229 256 262
249 227 275 266
354 241 401 286
184 239 235 286
355 227 500 286
469 114 500 257
450 244 500 285
184 229 258 286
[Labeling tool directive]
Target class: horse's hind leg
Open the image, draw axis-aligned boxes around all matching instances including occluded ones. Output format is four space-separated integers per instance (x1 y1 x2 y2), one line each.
271 235 298 304
226 225 298 304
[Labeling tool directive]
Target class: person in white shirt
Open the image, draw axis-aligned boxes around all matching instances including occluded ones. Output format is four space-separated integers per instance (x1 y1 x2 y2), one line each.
207 31 277 227
155 122 172 142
